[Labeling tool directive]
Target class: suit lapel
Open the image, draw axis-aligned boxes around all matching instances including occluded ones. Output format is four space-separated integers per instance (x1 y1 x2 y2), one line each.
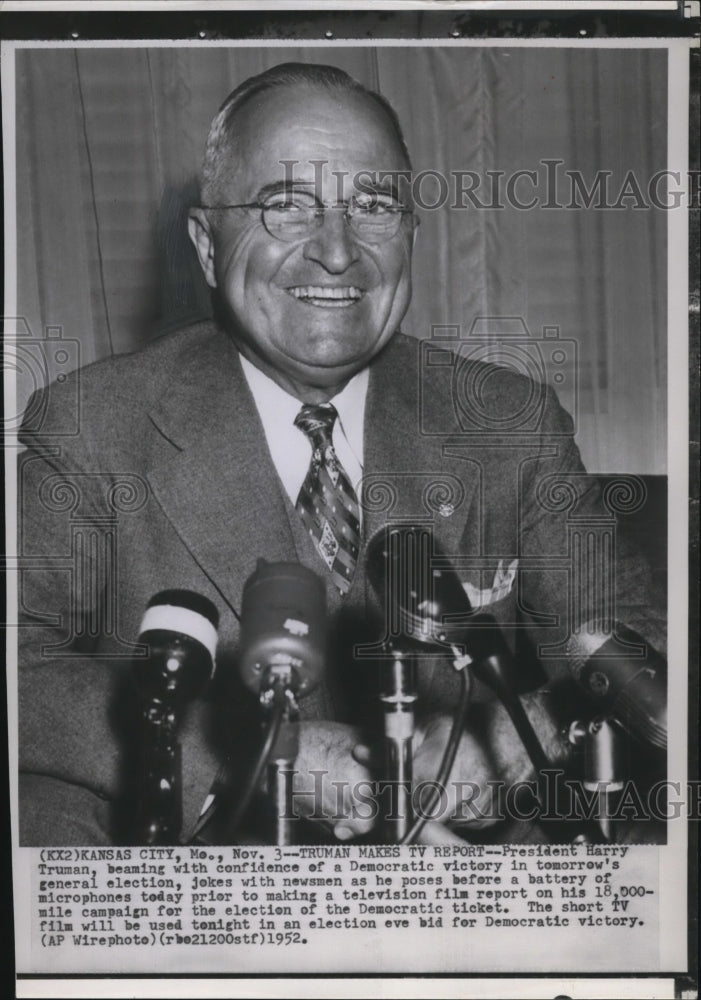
146 330 297 618
363 334 479 559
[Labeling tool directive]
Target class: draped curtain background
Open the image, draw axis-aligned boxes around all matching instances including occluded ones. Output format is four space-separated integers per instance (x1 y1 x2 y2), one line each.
15 46 667 473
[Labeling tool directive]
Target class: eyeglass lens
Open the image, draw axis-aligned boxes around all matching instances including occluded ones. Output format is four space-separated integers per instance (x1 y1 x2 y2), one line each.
262 193 406 244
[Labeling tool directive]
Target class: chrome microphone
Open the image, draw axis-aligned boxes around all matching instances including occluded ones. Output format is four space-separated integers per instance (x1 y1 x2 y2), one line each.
566 623 667 750
132 589 219 845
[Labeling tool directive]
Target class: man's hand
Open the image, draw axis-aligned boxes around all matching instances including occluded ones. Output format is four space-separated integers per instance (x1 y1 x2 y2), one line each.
410 713 515 830
350 713 513 836
353 692 568 842
292 721 377 841
413 694 568 834
291 694 567 843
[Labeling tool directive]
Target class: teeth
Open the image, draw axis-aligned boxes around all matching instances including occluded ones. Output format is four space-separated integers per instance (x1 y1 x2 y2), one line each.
289 285 363 302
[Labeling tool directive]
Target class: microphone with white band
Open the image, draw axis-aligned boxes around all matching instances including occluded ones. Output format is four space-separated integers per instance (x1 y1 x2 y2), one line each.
132 589 219 845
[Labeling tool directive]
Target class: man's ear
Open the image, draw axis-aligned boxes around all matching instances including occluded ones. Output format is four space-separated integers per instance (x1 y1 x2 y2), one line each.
188 209 217 289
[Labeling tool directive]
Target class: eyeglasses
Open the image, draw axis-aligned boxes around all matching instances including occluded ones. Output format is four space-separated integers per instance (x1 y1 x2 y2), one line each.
199 189 416 244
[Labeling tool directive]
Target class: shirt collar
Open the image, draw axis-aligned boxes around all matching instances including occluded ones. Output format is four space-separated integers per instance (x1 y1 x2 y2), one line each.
325 365 369 468
239 352 369 464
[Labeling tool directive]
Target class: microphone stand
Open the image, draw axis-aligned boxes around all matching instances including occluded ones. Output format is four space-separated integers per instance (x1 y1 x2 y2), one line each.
134 692 183 846
380 649 417 843
468 643 609 843
260 666 301 847
235 560 326 846
569 716 625 843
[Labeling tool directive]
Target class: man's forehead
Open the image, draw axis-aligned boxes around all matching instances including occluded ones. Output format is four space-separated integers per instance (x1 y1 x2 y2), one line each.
228 83 409 192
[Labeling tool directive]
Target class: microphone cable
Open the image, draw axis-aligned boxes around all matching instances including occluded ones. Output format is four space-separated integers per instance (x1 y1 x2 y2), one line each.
400 662 471 845
222 680 288 839
188 681 287 844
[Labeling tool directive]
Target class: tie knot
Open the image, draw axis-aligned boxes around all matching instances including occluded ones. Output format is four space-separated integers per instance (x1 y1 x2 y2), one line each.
294 402 338 442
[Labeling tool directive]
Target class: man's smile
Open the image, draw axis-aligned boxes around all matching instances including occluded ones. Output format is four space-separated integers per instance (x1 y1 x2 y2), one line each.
285 284 365 308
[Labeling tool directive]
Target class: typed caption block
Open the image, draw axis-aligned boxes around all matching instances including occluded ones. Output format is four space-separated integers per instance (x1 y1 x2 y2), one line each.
23 842 660 974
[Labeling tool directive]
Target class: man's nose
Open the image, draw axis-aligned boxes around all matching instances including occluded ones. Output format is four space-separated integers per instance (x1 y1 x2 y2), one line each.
302 207 361 272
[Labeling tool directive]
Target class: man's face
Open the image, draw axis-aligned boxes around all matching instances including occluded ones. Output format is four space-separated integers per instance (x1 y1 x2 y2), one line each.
189 84 415 399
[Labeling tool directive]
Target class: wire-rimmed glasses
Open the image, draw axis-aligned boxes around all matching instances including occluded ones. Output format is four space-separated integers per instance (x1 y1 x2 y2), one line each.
199 189 416 244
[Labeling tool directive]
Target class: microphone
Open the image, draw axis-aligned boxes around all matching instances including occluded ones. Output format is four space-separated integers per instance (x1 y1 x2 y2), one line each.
132 589 219 845
367 526 611 844
238 559 326 698
367 525 560 774
366 522 466 648
566 623 667 750
366 525 527 711
236 560 326 845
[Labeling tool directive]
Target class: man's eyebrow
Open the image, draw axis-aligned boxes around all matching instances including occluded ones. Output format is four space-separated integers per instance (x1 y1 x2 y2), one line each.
352 176 406 204
359 181 401 200
255 180 316 200
254 178 407 204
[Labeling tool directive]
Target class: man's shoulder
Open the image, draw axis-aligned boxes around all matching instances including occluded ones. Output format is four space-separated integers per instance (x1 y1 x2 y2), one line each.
379 330 552 389
78 320 228 393
377 331 567 434
20 321 232 439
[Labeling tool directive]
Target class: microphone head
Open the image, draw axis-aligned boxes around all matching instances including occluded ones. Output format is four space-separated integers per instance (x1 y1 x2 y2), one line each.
366 524 472 648
566 625 613 685
566 622 667 750
238 560 327 697
366 526 522 703
136 589 220 699
139 589 219 657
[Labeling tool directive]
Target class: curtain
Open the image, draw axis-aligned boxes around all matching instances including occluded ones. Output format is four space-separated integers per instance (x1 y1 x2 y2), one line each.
15 45 667 473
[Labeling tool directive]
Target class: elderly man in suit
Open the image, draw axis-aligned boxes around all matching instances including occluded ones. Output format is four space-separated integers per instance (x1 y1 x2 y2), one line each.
18 62 665 845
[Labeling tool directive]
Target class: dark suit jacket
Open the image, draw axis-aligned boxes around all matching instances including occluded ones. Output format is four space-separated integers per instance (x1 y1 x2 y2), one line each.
17 322 664 844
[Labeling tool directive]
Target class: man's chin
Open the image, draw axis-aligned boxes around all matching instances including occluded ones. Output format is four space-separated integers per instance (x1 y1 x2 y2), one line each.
288 341 385 378
286 357 365 389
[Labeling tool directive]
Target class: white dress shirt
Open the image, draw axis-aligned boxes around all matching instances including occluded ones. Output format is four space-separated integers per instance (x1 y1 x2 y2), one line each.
239 353 368 513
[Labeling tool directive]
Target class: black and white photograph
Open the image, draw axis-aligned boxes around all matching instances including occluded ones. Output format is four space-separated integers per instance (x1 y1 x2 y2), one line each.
2 6 697 998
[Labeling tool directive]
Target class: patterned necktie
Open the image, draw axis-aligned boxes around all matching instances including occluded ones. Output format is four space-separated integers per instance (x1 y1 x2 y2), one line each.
294 403 361 595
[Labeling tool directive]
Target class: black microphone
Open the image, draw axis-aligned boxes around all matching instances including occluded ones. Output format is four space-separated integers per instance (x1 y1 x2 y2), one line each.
566 623 667 750
133 589 219 845
238 559 326 698
366 525 474 843
366 525 526 710
367 525 563 776
236 560 327 845
367 526 612 844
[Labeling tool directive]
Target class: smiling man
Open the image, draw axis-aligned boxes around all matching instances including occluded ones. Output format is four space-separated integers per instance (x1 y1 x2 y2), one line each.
188 73 415 401
18 63 666 846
